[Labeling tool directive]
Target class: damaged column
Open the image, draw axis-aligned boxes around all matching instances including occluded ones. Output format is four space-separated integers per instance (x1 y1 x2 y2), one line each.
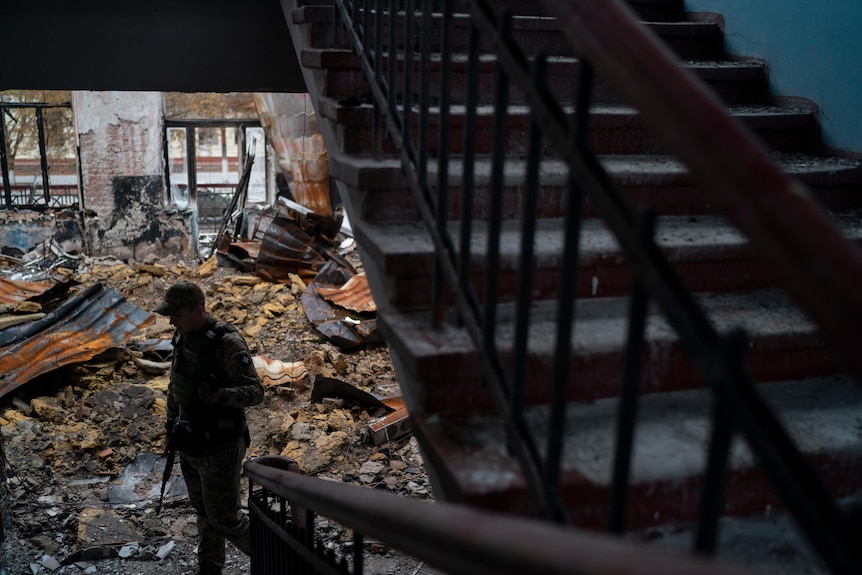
74 91 194 260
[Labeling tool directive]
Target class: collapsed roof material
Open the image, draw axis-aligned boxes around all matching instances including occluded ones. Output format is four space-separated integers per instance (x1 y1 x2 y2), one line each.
0 282 155 397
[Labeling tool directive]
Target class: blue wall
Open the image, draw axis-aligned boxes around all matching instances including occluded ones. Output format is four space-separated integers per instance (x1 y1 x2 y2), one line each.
684 0 862 152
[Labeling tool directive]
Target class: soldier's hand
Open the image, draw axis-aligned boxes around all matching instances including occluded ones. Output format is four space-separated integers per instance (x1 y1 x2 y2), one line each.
198 375 224 405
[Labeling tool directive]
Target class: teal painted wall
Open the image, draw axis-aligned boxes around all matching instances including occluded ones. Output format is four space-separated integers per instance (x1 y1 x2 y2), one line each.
684 0 862 152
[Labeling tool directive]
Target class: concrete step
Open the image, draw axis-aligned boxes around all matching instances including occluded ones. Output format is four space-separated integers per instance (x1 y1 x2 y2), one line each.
354 211 862 309
321 99 823 156
295 6 723 61
301 48 772 107
329 152 862 223
380 288 847 413
412 374 862 529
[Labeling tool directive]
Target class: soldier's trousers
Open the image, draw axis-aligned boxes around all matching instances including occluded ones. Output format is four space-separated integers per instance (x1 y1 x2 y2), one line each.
179 435 251 575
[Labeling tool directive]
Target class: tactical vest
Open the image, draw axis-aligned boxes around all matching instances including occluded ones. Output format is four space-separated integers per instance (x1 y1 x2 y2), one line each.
171 321 247 453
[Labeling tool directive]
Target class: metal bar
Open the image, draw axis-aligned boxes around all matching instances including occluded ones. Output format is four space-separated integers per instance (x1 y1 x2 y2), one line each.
186 127 197 200
512 54 547 416
35 108 50 204
417 0 432 185
0 102 70 109
0 109 11 208
372 0 383 158
353 531 364 575
458 17 480 299
362 0 371 55
402 0 415 153
387 0 399 123
694 363 735 552
246 456 759 575
606 211 653 534
544 166 583 522
432 0 454 325
481 10 511 360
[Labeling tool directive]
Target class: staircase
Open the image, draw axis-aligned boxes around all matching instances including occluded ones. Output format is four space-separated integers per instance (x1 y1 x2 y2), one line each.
279 0 862 571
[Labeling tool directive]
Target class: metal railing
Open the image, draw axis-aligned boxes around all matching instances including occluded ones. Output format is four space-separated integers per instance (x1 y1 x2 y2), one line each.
326 0 862 573
245 455 758 575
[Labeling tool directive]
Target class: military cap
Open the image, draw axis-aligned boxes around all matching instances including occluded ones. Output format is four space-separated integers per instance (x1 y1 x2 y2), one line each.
154 281 205 316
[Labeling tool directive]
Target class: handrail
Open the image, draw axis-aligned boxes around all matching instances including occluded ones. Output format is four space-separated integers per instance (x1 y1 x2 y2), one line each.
245 455 760 575
540 0 862 382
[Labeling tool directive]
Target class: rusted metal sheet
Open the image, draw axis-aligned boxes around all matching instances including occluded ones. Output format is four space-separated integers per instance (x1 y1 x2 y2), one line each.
300 281 382 349
316 273 376 314
255 212 352 283
255 214 330 282
0 282 155 397
0 276 54 303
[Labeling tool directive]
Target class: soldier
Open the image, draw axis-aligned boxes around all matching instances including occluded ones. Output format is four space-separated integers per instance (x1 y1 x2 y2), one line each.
155 280 265 575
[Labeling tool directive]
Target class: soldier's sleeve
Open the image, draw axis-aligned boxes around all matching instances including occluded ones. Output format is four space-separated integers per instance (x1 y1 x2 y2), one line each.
217 332 265 408
166 356 178 422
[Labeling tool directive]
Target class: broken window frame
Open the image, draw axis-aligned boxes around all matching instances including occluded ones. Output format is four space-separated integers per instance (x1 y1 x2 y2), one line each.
163 119 267 233
0 101 78 210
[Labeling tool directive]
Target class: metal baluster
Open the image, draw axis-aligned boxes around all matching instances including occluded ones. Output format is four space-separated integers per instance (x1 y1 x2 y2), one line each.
544 57 594 523
432 0 454 325
387 0 399 122
458 19 480 301
512 54 547 413
353 531 364 575
372 0 384 157
0 108 11 208
402 0 415 153
35 108 50 204
417 0 432 185
482 10 511 358
607 210 654 534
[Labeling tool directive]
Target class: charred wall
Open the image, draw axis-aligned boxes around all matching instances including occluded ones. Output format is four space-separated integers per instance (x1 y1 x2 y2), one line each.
74 91 194 260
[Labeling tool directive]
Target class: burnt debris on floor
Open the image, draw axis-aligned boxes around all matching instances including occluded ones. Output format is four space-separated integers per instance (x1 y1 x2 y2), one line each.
0 228 429 574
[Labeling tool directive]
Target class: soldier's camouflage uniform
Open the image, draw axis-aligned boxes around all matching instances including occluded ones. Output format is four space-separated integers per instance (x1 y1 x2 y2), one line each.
167 315 265 575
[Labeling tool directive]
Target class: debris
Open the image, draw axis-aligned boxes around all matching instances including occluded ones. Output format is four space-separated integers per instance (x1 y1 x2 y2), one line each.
255 210 351 283
254 355 308 386
39 555 62 571
0 276 57 303
0 283 155 395
107 452 186 508
156 540 175 560
301 275 382 349
77 508 141 547
0 256 432 575
131 356 171 374
60 546 120 565
0 312 45 330
366 407 412 446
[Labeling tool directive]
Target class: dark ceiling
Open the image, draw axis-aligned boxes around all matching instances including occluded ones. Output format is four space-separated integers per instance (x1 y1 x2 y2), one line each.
0 0 306 93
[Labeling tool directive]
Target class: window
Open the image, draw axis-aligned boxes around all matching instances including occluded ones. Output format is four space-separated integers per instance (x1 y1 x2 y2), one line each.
0 94 78 210
164 93 268 237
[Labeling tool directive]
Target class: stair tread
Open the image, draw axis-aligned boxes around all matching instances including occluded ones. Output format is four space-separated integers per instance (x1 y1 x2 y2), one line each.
421 374 862 490
331 151 862 188
358 210 862 272
322 97 814 120
382 288 826 367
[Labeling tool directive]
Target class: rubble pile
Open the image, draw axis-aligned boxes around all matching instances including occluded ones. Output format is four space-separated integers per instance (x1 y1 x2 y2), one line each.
0 252 434 575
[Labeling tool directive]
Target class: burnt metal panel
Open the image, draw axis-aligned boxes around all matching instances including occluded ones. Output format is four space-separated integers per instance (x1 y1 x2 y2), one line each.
0 277 53 303
0 283 155 396
315 273 377 314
